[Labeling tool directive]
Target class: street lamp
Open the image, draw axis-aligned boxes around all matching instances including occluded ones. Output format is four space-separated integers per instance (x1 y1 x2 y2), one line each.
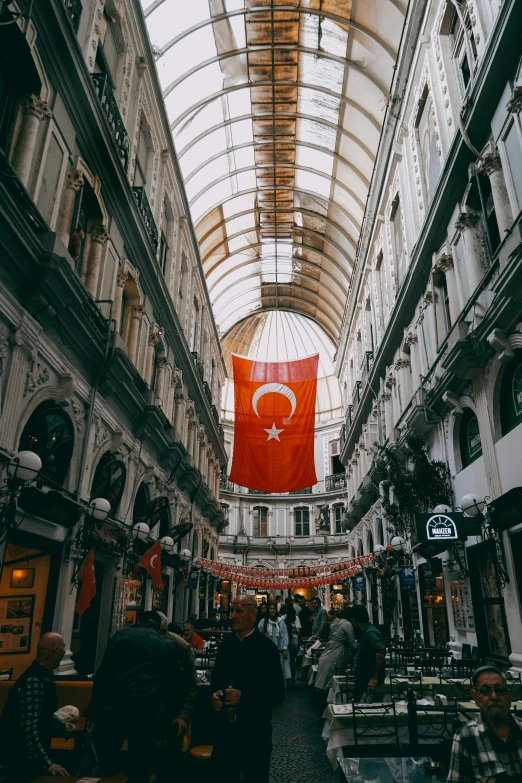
390 535 405 551
1 450 42 542
460 494 486 517
160 535 174 553
433 504 452 514
179 548 192 563
86 497 111 522
132 521 150 540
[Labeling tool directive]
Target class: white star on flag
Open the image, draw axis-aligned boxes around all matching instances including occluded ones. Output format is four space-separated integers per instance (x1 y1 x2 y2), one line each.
264 423 283 441
403 567 413 577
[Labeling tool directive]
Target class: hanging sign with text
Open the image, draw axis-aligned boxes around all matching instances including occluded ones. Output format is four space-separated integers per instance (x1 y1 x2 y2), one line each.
415 512 477 545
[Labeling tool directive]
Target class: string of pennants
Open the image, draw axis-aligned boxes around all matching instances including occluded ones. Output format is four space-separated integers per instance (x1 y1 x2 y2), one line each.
195 553 375 589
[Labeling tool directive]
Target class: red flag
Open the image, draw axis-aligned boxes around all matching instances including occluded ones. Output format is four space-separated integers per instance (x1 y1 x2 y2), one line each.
139 540 162 589
229 354 318 493
76 548 96 615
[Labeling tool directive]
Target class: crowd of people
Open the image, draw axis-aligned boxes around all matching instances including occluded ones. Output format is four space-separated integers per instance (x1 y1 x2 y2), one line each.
0 594 521 783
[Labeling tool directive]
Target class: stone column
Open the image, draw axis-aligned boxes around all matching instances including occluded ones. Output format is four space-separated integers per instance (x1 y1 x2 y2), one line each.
0 321 42 451
405 333 420 393
174 392 185 434
112 270 127 331
84 225 110 296
477 152 513 238
144 330 160 387
59 170 84 248
127 305 144 364
11 94 51 188
207 456 214 492
395 357 411 411
436 254 460 324
455 213 487 293
382 392 393 441
193 422 200 465
155 356 168 403
198 432 207 478
187 420 196 462
471 370 501 499
422 291 438 365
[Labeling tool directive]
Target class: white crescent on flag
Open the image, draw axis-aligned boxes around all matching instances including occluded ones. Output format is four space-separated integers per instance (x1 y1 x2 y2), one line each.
150 554 158 569
251 383 297 421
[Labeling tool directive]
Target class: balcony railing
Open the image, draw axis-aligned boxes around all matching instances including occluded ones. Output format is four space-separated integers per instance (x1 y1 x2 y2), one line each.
325 473 347 491
290 487 313 495
0 149 48 234
131 186 159 253
249 489 267 495
63 0 82 31
91 73 130 172
203 381 212 404
220 475 235 492
191 351 204 379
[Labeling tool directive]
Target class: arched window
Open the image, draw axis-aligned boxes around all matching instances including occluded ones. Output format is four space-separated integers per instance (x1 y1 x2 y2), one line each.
19 402 74 486
253 506 268 538
459 407 482 468
500 351 522 436
90 451 126 515
133 482 150 525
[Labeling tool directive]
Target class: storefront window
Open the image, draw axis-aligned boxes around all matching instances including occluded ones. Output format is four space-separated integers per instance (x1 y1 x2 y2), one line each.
467 540 511 660
19 402 74 486
418 563 449 648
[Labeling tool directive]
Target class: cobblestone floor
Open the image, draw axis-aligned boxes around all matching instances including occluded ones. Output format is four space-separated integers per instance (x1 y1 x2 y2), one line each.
269 684 338 783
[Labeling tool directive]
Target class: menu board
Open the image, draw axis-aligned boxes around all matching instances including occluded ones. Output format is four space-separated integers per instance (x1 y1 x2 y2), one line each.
0 595 34 654
450 579 475 631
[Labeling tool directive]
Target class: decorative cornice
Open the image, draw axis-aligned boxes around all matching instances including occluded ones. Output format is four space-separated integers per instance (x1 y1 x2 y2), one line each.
90 224 110 245
455 212 480 233
21 94 52 121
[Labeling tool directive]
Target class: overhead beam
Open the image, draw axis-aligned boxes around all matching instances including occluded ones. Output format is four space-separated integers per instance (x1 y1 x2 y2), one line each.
171 80 385 132
194 185 363 237
164 48 389 101
216 290 341 335
220 305 338 345
155 7 396 60
188 162 367 213
178 111 378 161
185 139 370 190
198 206 358 256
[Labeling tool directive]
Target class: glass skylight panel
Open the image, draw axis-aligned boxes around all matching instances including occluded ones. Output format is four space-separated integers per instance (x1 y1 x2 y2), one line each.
146 0 212 52
227 231 257 253
222 192 255 218
226 88 252 119
295 170 331 199
318 18 349 57
207 248 259 287
186 156 230 204
225 213 256 237
167 63 225 123
156 27 218 91
170 95 224 144
179 127 228 177
228 146 255 171
295 146 334 178
229 118 254 146
190 178 234 223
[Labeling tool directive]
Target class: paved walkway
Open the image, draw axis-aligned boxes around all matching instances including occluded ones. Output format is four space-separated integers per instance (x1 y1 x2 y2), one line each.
269 684 338 783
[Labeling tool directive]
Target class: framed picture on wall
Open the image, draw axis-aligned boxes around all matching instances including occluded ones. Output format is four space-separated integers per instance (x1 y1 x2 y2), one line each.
0 595 35 654
10 569 35 589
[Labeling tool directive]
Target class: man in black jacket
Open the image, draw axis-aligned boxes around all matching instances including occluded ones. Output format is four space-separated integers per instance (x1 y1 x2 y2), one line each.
0 633 69 782
89 611 185 783
211 595 285 782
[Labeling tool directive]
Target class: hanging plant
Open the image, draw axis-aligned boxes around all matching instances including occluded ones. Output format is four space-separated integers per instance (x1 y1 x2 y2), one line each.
377 432 452 540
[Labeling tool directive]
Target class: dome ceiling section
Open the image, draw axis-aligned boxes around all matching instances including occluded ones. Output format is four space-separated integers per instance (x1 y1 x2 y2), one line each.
145 0 406 337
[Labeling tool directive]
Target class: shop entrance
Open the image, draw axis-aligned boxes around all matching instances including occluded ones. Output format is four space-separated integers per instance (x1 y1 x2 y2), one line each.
418 562 449 648
467 540 511 661
0 530 62 679
71 559 104 676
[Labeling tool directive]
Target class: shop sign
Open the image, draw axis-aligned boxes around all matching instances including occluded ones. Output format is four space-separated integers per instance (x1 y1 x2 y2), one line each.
400 566 416 592
354 576 366 592
187 569 200 589
415 511 475 545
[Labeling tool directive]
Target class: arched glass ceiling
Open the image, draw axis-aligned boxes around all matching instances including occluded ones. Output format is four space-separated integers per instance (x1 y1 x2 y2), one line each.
143 0 407 340
220 310 343 421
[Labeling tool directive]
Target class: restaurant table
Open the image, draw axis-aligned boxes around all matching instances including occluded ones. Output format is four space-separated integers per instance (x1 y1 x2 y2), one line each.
326 674 518 702
31 778 122 783
308 664 318 685
338 757 446 782
321 702 455 769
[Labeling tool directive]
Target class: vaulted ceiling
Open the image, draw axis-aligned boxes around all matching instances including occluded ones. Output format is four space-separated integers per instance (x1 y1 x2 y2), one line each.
144 0 408 342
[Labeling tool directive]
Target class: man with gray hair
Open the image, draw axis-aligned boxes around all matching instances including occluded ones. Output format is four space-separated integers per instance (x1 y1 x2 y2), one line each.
0 633 70 781
211 594 285 782
447 665 522 781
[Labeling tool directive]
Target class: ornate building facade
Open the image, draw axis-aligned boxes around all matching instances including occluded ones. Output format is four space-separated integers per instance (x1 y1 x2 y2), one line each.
0 0 226 676
337 0 522 669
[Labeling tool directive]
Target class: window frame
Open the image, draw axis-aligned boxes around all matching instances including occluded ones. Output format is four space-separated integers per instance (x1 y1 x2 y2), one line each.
294 506 310 537
252 506 268 538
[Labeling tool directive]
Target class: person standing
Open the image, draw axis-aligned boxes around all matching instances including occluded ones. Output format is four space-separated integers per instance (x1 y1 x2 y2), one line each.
281 604 300 687
314 608 356 714
296 594 313 637
0 633 71 783
311 596 328 640
447 665 522 781
88 611 186 783
351 605 386 702
211 595 285 782
258 603 291 685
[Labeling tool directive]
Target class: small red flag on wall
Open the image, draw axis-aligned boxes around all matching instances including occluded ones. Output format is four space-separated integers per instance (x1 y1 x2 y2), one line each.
229 354 318 493
138 540 162 589
76 548 96 615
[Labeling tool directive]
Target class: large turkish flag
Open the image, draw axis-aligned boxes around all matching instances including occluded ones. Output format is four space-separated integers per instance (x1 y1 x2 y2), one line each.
229 354 318 493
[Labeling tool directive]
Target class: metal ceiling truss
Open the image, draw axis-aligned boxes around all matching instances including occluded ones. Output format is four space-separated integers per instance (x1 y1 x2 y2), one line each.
198 207 358 257
154 7 396 60
189 162 367 212
195 186 363 239
222 303 338 343
178 112 377 162
202 226 354 270
170 80 384 132
185 140 370 190
211 266 346 314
